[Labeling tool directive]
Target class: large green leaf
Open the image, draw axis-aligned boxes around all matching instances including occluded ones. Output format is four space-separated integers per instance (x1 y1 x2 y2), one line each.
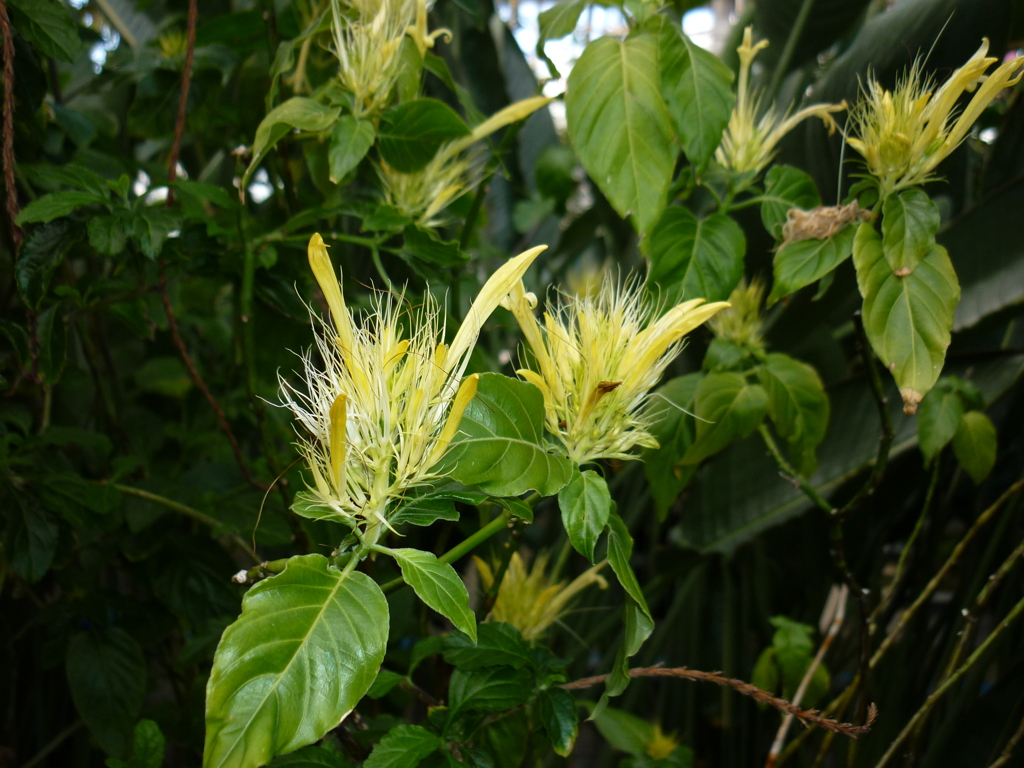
363 725 441 768
537 0 588 65
15 190 106 225
882 188 940 274
378 99 470 173
16 219 81 308
952 411 997 484
565 34 675 235
760 165 821 240
758 353 830 476
66 627 147 758
917 383 964 464
558 468 612 563
767 225 856 307
439 373 572 498
7 490 59 583
447 666 534 720
537 688 578 757
386 548 476 642
681 372 769 465
854 223 960 414
657 20 735 174
243 98 341 190
328 116 376 183
647 207 745 304
642 373 702 520
8 0 82 61
443 622 532 671
204 554 389 768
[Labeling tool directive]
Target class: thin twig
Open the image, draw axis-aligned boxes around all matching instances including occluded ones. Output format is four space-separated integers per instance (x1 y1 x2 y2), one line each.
765 585 849 767
158 265 264 490
561 666 877 739
0 0 20 249
17 720 84 768
875 592 1024 768
988 710 1024 768
165 0 197 206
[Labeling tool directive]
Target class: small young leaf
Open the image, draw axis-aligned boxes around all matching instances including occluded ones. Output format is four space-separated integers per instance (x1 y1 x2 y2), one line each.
760 165 821 240
443 622 532 671
378 99 470 173
951 411 997 484
106 720 166 768
363 725 441 768
768 225 856 307
7 490 59 583
758 353 830 476
131 208 181 260
388 548 477 643
917 384 964 464
681 372 769 465
882 188 940 274
647 207 746 304
89 214 130 256
67 627 147 758
447 666 534 720
537 688 578 757
244 98 341 190
853 223 960 414
328 116 376 183
367 669 405 699
438 373 572 498
558 468 612 562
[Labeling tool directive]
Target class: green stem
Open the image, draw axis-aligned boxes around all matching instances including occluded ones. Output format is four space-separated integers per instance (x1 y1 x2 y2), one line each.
758 425 834 514
381 511 512 595
766 0 816 102
874 592 1024 768
370 243 394 291
110 483 260 563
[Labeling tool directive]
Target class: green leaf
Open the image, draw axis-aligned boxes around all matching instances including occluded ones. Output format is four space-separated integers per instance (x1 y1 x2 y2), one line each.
364 725 441 768
387 548 476 642
951 411 997 484
643 373 702 520
767 225 856 307
647 207 745 304
15 190 105 225
442 622 532 671
558 468 612 562
439 373 573 498
328 116 376 183
538 0 588 43
21 162 111 197
447 666 534 720
681 372 769 465
882 188 940 274
378 99 471 173
267 745 350 768
88 214 130 256
244 98 342 189
16 219 81 308
657 20 735 173
106 720 166 768
590 704 653 756
409 635 445 674
67 627 147 758
289 491 352 526
565 34 675 235
135 357 192 398
131 208 181 260
367 669 405 699
6 490 59 583
402 225 465 266
760 165 821 240
36 302 67 384
917 384 964 464
204 554 389 768
854 223 960 414
175 180 239 210
8 0 82 61
537 688 578 757
758 353 830 476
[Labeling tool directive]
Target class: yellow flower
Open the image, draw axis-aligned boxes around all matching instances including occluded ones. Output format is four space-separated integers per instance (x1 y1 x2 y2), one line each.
503 277 728 464
280 234 545 544
708 278 766 349
406 0 451 57
379 96 552 225
476 551 607 642
331 0 414 116
646 725 681 761
717 27 846 176
848 39 1024 197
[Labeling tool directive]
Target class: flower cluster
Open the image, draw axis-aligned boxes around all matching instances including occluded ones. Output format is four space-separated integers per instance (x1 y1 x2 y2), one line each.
847 39 1024 196
280 234 545 543
717 27 846 177
503 277 728 465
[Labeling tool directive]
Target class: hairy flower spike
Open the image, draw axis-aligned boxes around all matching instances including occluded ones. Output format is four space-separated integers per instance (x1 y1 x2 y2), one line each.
848 40 1024 196
281 234 546 542
717 27 846 176
504 277 728 464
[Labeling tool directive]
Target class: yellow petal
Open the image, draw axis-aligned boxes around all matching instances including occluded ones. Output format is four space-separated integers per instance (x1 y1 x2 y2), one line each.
329 392 348 487
448 97 553 155
446 246 547 372
428 372 479 466
474 555 494 592
937 53 1024 162
308 233 356 353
